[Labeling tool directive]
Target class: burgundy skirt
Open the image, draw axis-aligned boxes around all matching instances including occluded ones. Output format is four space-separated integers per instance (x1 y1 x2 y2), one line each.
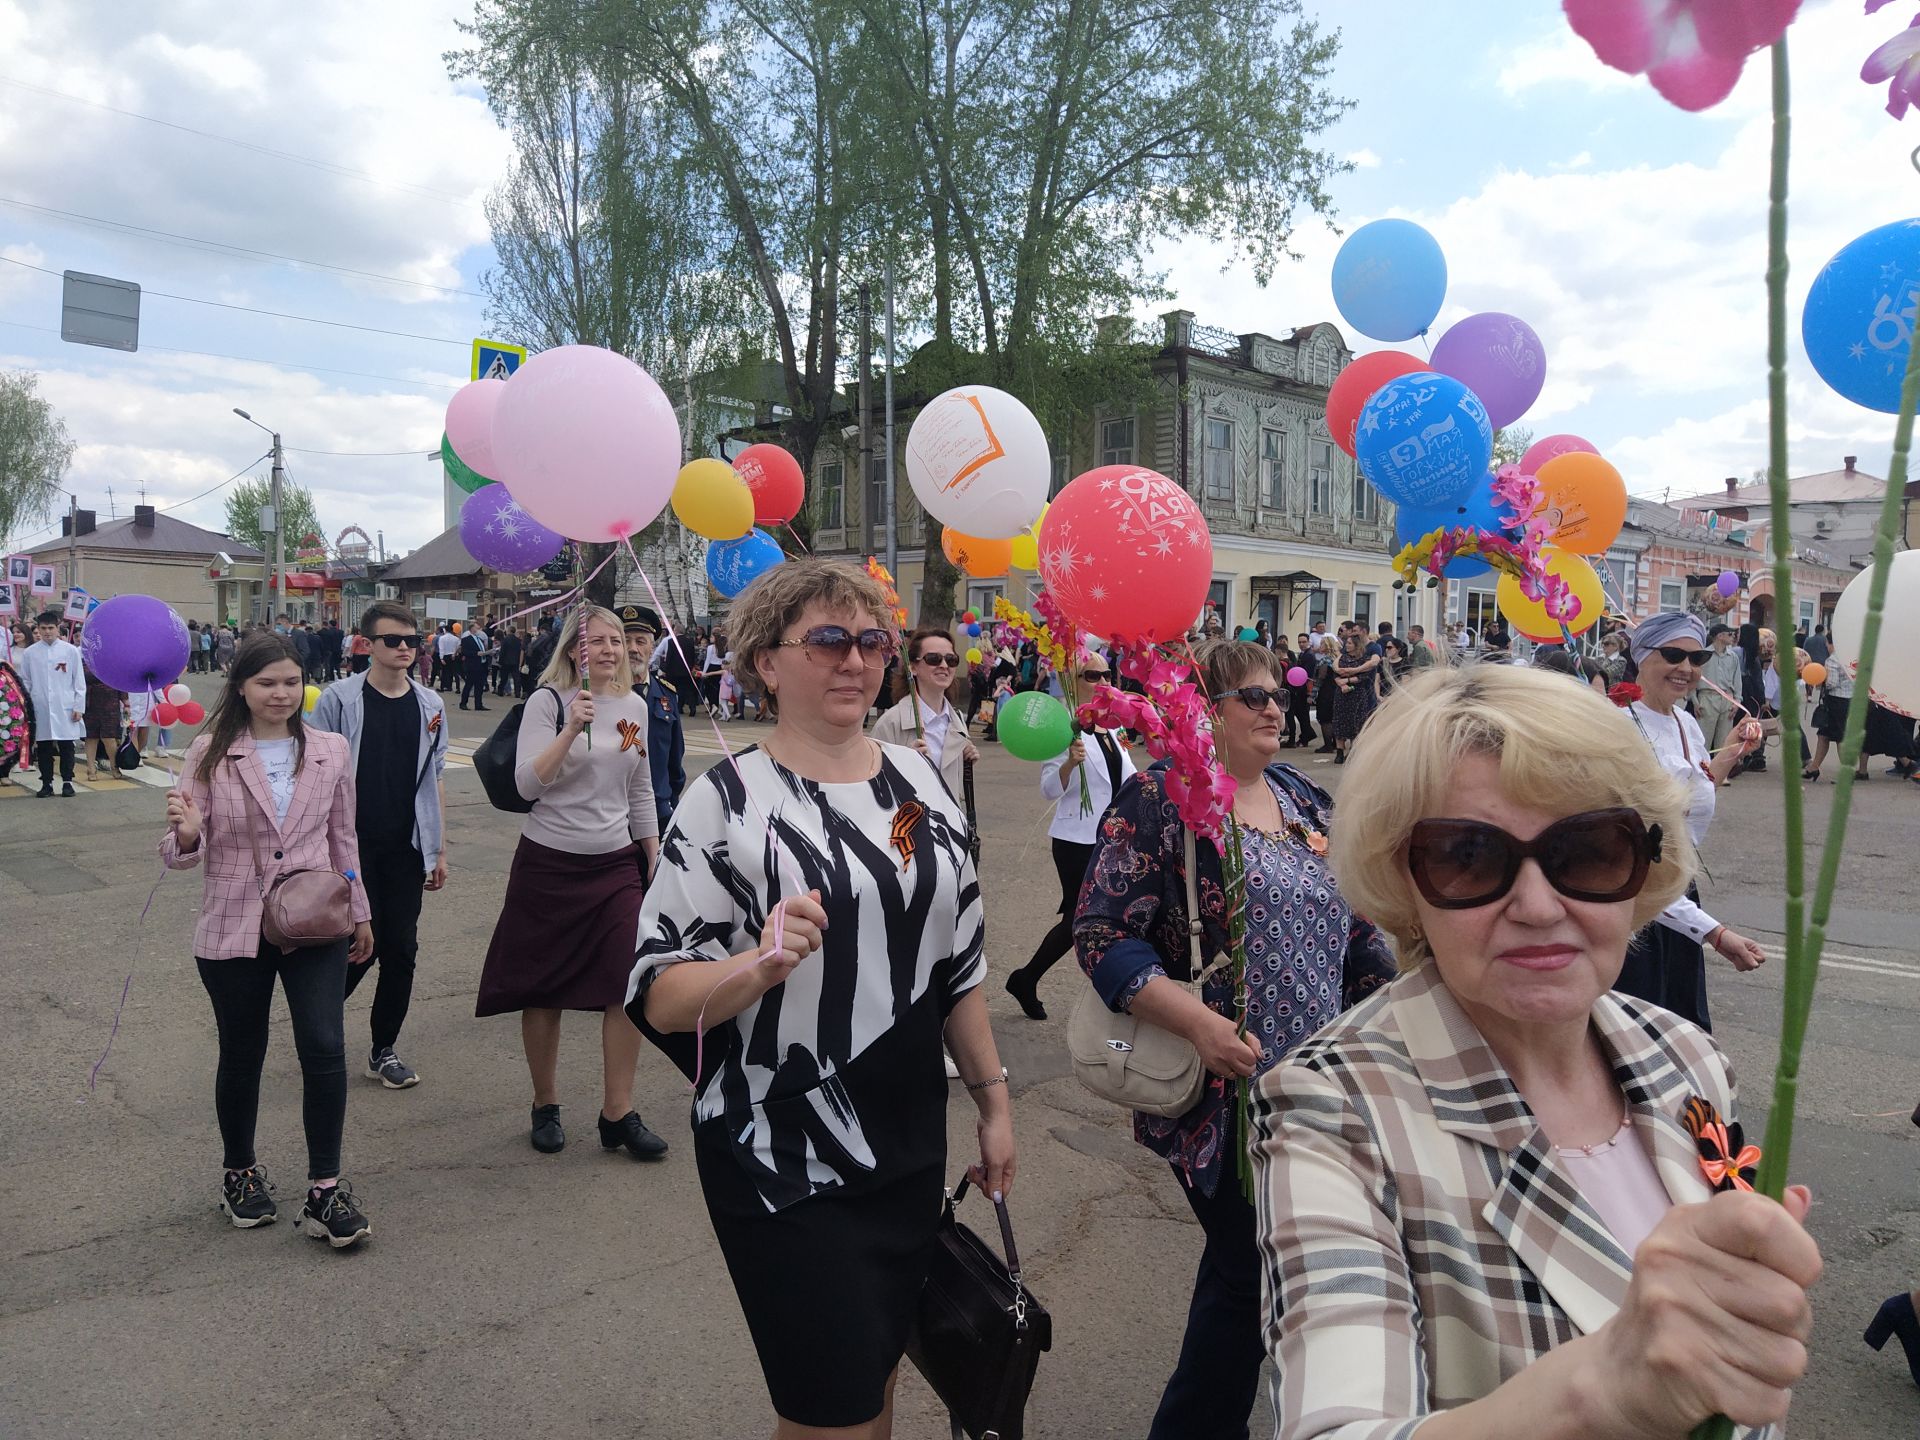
476 835 646 1016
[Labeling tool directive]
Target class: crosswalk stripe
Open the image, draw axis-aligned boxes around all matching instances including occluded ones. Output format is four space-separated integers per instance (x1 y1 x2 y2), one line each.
1757 944 1917 978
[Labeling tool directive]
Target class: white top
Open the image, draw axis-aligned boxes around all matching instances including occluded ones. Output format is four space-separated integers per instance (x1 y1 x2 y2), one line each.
702 643 722 674
512 686 659 853
1556 1117 1672 1259
436 632 458 658
254 737 298 822
1040 728 1137 843
1628 701 1719 943
18 639 86 742
917 695 953 768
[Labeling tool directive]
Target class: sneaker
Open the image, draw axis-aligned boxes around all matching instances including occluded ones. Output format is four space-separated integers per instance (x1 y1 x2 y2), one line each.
298 1180 371 1249
531 1103 565 1153
367 1047 420 1089
36 784 51 798
60 782 75 797
598 1109 669 1160
220 1165 278 1228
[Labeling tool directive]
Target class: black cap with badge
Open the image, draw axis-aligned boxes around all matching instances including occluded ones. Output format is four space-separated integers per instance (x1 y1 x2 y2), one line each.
616 604 660 635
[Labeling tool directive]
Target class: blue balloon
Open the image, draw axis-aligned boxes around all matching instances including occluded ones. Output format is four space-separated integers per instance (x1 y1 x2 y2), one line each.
1392 479 1515 580
1804 218 1920 413
1332 219 1448 342
1355 371 1492 510
967 622 982 637
706 528 784 598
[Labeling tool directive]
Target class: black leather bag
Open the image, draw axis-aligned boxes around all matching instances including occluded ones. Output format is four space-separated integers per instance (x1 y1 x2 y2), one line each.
905 1177 1051 1440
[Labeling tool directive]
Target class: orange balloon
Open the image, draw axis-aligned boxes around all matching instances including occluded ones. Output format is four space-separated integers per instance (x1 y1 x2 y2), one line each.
1495 547 1607 640
1533 452 1627 556
941 528 1012 578
451 622 462 635
1801 662 1828 687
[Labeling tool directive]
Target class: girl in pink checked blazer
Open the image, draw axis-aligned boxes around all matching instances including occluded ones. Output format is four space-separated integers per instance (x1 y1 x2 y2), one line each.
162 634 376 1250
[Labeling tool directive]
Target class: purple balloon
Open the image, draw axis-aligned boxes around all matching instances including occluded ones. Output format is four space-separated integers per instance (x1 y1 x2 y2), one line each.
1717 570 1740 597
1430 312 1547 431
460 483 565 574
81 594 191 692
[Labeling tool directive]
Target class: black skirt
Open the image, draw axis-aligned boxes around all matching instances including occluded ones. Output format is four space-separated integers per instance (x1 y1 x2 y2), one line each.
1814 694 1850 743
475 836 645 1015
1618 887 1711 1031
694 1121 943 1428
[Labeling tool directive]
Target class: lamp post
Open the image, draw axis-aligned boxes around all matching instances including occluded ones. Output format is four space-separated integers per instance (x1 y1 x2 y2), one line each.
233 409 285 625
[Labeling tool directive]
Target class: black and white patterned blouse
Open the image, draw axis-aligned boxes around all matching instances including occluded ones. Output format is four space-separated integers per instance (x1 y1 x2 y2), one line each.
627 743 985 1212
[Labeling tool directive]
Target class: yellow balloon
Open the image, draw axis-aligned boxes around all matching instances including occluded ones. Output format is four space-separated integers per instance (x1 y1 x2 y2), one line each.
1009 502 1048 571
672 457 755 541
1495 548 1607 640
965 647 983 664
302 684 322 715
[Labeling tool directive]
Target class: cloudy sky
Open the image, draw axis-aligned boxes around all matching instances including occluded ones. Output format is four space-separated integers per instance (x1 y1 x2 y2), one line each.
0 0 1910 558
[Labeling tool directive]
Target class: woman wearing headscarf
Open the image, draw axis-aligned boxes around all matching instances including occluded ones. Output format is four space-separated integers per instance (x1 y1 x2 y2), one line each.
1615 613 1768 1030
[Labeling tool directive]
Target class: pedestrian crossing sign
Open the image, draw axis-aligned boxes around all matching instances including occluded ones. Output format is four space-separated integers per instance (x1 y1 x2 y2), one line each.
471 339 527 381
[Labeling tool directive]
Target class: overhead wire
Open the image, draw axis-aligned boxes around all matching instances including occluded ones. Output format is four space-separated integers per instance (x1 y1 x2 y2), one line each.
0 197 486 299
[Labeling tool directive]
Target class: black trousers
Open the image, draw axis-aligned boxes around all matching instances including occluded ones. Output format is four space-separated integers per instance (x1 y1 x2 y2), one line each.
1286 688 1315 745
36 740 74 786
1015 838 1097 986
1148 1164 1266 1440
345 844 426 1052
196 939 350 1179
460 662 489 708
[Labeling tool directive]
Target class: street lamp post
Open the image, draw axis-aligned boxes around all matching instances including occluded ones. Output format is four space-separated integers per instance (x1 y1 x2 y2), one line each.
233 409 285 625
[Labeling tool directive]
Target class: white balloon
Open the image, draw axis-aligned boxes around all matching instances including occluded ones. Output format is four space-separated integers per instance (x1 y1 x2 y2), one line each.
166 682 192 706
904 385 1050 539
1829 550 1920 718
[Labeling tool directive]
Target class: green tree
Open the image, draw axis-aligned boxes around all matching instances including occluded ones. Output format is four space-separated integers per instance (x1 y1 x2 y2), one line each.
225 475 324 558
0 370 76 550
1492 425 1534 469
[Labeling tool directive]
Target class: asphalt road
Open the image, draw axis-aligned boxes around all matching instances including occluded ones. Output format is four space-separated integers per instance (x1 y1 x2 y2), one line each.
1 697 1915 1439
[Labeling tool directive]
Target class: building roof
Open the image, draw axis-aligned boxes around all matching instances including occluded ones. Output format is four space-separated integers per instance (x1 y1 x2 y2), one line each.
26 513 263 559
379 524 483 581
1675 463 1912 510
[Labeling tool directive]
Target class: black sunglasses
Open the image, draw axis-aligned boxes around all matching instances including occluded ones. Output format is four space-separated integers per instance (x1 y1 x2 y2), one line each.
1078 669 1109 682
778 625 898 666
1406 807 1662 910
1655 646 1713 667
375 634 422 649
1217 685 1284 713
916 652 961 667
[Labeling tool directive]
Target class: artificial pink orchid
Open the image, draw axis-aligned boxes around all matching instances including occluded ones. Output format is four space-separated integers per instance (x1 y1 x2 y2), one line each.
1082 676 1236 842
1564 0 1802 111
1863 10 1920 118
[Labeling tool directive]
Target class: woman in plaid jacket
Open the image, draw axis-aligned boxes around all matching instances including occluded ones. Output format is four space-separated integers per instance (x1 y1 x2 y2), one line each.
1252 665 1820 1440
163 634 374 1249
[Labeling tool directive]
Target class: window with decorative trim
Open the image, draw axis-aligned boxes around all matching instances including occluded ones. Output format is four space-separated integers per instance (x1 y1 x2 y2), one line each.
815 461 845 532
1309 441 1334 515
1099 415 1135 466
1660 579 1685 611
1049 452 1069 497
1353 472 1379 523
1204 418 1234 502
1260 427 1286 510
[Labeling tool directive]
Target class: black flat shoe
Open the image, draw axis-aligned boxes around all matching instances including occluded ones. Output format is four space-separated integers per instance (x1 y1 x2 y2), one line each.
598 1110 669 1160
530 1103 565 1153
1865 1292 1920 1387
1004 970 1047 1022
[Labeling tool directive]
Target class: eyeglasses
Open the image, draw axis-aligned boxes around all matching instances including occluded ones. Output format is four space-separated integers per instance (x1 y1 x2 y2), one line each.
1655 646 1713 668
1217 685 1284 713
777 625 898 667
374 634 422 649
916 652 961 668
1079 670 1109 682
1405 807 1662 910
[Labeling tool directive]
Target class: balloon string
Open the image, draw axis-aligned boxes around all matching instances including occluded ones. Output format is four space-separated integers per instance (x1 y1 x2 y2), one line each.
490 547 621 630
96 756 182 1095
619 536 811 1092
781 522 812 556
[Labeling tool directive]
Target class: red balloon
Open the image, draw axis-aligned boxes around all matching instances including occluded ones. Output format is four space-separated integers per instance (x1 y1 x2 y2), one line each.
733 444 805 525
177 701 206 725
1038 466 1213 646
151 703 180 727
1327 350 1427 458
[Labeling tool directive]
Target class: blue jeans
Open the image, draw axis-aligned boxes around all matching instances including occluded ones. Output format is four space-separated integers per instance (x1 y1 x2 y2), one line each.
197 939 349 1179
1147 1163 1266 1440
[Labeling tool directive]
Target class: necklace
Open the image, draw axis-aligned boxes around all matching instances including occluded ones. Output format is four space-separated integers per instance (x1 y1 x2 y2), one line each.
1554 1101 1633 1158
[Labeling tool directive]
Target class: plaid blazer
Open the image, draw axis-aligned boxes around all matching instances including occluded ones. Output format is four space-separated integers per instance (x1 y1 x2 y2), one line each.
160 730 371 960
1250 962 1775 1440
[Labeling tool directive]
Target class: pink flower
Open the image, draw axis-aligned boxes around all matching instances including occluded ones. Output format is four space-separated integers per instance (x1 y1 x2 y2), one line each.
1863 13 1920 118
1563 0 1801 111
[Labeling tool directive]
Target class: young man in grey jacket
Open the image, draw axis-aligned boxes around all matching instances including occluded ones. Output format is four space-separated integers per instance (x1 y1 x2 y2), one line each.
310 601 449 1089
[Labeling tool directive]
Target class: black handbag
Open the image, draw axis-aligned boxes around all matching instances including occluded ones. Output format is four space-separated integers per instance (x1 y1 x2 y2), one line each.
905 1177 1051 1440
115 729 140 772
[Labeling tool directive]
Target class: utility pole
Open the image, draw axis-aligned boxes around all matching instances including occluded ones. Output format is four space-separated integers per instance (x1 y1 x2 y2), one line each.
270 430 286 625
884 255 898 585
66 492 78 596
859 280 873 557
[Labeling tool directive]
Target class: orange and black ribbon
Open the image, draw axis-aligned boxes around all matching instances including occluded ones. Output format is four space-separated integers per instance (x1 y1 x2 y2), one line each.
616 718 644 754
890 799 925 871
1682 1095 1762 1193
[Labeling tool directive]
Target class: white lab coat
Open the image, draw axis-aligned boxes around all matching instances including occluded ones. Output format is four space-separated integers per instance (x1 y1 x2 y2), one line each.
20 640 86 742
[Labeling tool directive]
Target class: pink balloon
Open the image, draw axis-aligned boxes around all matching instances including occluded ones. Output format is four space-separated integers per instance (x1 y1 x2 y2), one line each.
489 346 681 542
1519 433 1597 474
445 378 508 479
1286 666 1309 687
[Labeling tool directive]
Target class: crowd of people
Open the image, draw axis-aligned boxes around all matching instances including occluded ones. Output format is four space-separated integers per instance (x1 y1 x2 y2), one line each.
49 556 1896 1438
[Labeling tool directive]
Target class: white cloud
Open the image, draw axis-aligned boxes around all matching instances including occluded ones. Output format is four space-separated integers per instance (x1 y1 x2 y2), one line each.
1494 28 1639 99
1346 147 1382 169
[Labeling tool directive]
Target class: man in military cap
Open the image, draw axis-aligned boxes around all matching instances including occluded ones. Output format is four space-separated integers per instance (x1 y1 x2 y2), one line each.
618 604 686 830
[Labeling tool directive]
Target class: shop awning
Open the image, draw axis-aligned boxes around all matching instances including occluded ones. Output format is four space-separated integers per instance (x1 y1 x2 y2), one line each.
273 571 326 591
1251 569 1323 589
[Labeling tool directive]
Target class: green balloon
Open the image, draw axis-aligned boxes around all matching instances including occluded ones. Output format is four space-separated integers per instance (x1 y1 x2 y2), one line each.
442 431 491 494
998 690 1075 762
